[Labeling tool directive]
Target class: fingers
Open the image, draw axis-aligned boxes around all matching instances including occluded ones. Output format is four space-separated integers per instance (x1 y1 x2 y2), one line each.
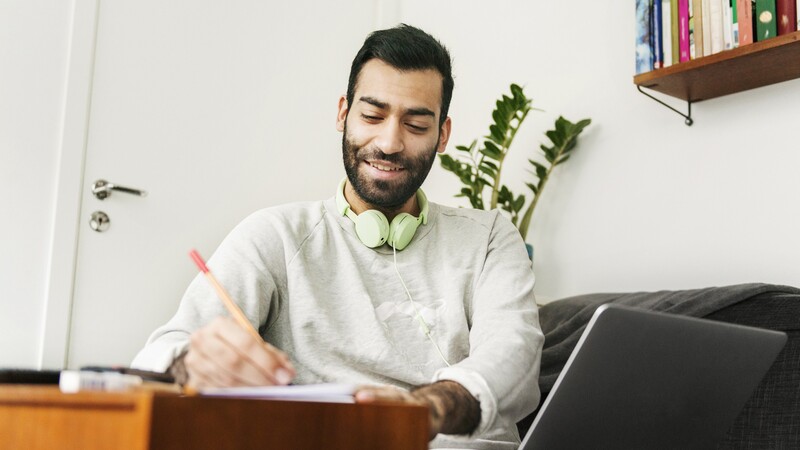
185 317 295 388
205 318 293 384
354 385 418 404
355 385 438 440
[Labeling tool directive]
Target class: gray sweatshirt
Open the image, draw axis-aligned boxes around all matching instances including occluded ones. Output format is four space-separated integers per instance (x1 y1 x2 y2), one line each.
132 197 543 449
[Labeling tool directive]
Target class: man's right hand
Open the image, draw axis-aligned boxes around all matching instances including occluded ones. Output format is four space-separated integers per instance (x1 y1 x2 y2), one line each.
182 317 295 389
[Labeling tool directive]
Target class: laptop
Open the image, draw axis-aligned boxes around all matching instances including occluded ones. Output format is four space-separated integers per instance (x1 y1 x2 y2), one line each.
520 303 787 450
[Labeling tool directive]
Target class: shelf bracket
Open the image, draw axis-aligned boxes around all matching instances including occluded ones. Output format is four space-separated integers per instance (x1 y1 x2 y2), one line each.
636 85 693 126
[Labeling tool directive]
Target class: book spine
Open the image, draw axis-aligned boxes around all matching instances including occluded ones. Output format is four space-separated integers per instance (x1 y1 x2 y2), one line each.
650 0 656 64
693 0 706 57
636 0 655 73
756 0 778 40
654 0 665 67
738 0 754 44
709 0 725 53
732 0 740 47
679 0 692 61
702 0 714 53
672 0 681 62
662 0 673 66
689 0 696 57
722 0 734 49
753 0 759 40
776 0 798 34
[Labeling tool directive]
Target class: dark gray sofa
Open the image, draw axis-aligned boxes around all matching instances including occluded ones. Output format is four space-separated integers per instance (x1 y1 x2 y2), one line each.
518 283 800 449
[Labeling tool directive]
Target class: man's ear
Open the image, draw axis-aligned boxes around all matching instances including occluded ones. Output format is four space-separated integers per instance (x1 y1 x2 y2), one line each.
336 96 348 132
436 116 452 153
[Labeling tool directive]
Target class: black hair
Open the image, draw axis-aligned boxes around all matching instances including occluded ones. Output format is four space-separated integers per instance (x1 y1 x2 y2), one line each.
346 24 454 127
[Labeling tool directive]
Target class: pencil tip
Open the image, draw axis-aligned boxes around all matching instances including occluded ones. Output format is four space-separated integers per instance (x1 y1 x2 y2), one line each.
189 249 209 273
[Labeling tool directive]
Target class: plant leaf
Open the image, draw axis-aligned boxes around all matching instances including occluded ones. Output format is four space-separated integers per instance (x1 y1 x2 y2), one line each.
482 160 499 171
480 146 501 161
514 194 526 212
483 141 502 158
528 159 546 171
478 165 497 178
488 125 504 144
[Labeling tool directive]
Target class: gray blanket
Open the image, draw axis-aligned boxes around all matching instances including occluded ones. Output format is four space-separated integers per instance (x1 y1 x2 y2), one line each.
538 283 800 393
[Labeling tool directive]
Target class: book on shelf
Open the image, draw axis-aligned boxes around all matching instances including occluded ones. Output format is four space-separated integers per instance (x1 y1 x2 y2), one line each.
752 0 761 40
723 0 735 49
692 0 711 58
738 0 755 44
756 0 778 40
776 0 798 34
654 0 666 67
636 0 654 74
709 0 725 53
732 0 740 46
689 0 697 58
692 0 704 57
662 0 674 65
671 0 681 63
679 0 692 61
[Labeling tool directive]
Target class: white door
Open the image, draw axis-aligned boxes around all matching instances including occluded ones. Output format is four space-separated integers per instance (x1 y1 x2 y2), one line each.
62 0 378 369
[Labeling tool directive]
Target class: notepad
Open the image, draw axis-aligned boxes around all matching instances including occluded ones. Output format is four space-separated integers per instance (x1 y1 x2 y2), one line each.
200 383 357 403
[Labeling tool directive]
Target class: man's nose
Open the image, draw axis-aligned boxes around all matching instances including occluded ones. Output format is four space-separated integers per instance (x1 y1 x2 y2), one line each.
374 121 404 155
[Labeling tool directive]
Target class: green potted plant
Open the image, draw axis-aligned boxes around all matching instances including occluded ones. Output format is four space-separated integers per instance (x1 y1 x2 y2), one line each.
439 83 591 259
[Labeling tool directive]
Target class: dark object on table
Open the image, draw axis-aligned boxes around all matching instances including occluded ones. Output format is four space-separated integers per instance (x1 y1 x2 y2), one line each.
0 369 61 385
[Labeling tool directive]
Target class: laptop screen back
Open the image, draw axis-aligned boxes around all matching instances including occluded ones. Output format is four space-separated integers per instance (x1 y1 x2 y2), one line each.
520 304 786 450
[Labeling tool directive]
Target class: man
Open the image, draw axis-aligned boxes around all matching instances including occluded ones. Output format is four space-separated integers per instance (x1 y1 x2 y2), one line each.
133 24 543 449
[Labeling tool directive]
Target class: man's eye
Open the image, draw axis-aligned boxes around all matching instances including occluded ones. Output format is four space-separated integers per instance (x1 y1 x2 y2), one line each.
361 114 382 121
407 124 429 132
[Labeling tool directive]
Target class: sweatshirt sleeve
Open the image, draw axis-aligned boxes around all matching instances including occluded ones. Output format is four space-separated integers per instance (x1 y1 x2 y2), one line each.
431 211 544 437
131 210 286 372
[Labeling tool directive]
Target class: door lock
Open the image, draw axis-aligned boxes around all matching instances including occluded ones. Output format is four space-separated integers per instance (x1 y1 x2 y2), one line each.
89 211 111 232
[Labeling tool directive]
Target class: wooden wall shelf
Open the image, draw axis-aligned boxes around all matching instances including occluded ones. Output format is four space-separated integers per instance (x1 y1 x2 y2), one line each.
633 30 800 103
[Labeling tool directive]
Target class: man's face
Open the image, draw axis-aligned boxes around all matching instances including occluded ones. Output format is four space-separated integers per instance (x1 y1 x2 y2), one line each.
337 59 451 209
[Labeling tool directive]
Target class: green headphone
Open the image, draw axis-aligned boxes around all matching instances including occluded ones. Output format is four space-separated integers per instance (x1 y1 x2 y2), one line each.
336 178 428 250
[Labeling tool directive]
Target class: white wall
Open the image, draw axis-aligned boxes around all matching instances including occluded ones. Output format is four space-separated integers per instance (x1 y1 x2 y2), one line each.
0 0 73 367
3 0 799 367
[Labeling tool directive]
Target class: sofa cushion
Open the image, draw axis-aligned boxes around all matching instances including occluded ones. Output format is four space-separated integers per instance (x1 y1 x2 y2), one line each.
706 293 800 449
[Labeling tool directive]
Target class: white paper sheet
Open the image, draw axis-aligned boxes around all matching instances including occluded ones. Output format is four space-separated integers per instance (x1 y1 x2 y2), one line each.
199 383 357 403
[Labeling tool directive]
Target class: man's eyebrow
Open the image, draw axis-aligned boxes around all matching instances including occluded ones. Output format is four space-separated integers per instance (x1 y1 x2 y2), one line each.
358 96 389 110
405 107 436 118
358 96 436 118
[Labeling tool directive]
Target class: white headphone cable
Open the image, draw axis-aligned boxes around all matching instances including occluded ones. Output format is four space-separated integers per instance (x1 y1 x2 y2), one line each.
392 245 451 367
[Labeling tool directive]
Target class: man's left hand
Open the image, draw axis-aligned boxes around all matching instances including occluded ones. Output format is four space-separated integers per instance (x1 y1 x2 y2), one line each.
354 380 480 441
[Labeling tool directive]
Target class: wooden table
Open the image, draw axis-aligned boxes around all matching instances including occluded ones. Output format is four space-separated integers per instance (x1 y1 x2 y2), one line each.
0 385 428 450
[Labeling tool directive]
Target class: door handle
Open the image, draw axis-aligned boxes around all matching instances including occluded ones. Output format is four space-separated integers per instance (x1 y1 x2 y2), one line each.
91 179 148 200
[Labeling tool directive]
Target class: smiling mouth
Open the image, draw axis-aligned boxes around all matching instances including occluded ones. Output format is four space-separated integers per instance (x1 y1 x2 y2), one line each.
367 161 404 172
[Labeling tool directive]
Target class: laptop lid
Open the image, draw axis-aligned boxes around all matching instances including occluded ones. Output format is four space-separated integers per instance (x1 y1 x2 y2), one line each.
520 303 787 450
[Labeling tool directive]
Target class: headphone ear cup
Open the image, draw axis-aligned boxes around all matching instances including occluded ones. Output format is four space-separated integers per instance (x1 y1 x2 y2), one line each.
354 210 390 248
388 213 419 251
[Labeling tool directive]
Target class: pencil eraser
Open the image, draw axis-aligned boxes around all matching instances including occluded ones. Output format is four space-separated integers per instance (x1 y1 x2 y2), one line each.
189 249 209 273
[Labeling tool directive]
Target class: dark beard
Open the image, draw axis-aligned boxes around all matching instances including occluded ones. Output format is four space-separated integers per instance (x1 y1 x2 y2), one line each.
341 125 438 209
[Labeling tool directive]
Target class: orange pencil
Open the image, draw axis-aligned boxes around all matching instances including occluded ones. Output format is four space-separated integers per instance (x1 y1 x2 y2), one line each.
189 249 262 341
